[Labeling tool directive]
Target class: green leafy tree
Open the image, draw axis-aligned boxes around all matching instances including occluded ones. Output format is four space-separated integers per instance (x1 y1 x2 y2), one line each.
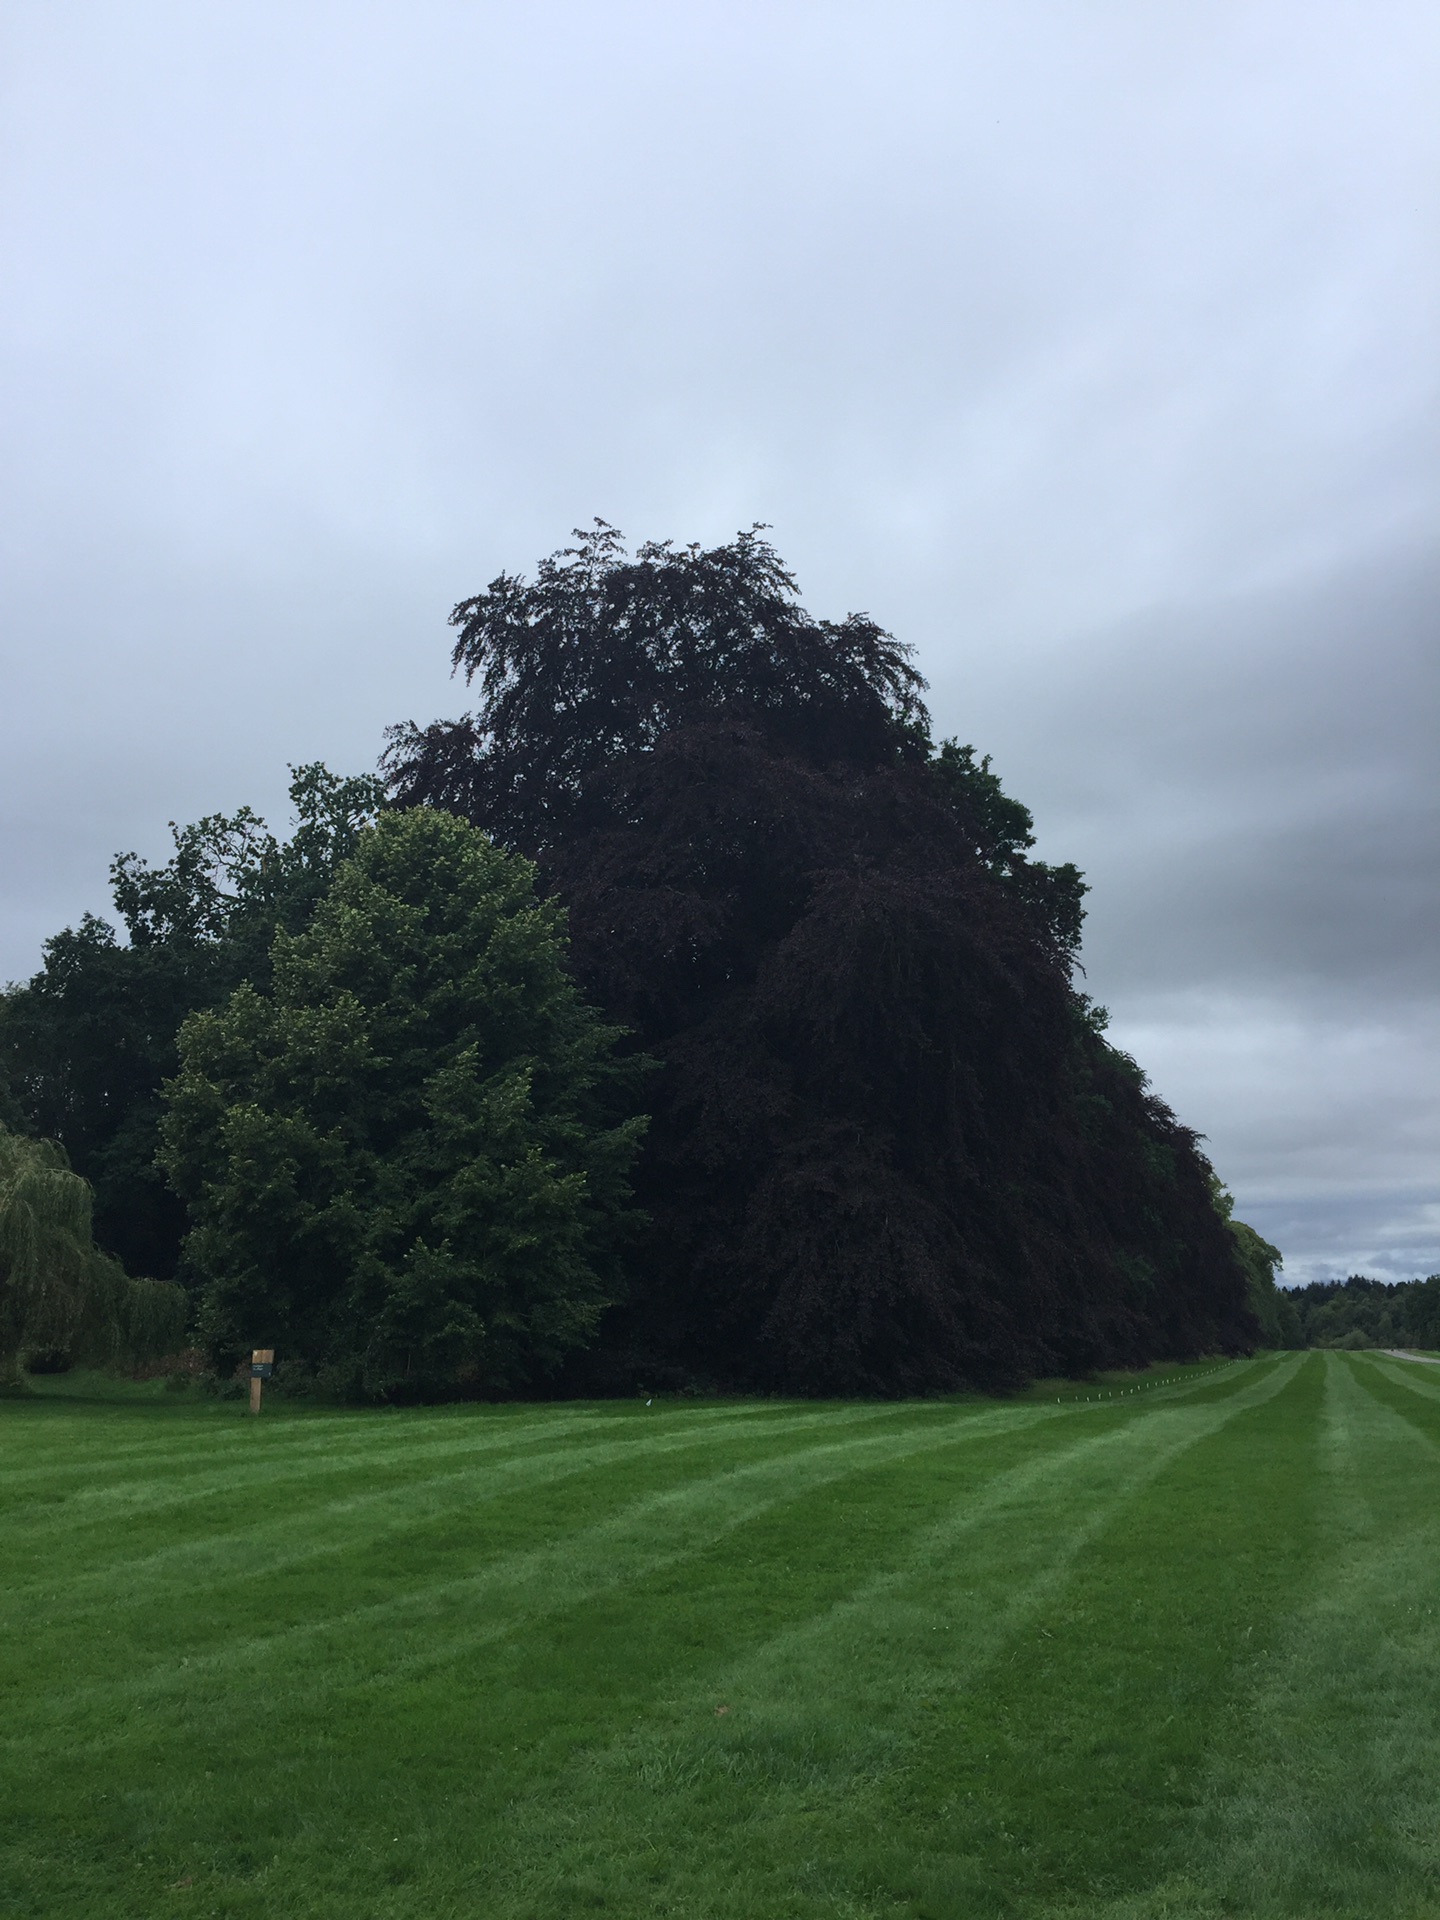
1288 1274 1438 1349
1232 1221 1301 1347
0 1126 186 1389
1210 1179 1295 1346
159 809 647 1400
929 739 1088 958
0 766 385 1279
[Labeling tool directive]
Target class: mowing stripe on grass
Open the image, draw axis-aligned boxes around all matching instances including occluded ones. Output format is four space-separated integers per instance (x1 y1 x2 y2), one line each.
1053 1352 1440 1919
12 1354 1429 1920
473 1357 1302 1917
1 1402 925 1602
3 1398 1095 1748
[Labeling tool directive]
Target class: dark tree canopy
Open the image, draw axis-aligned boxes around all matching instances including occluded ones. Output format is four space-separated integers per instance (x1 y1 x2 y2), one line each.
385 521 930 851
386 527 1256 1392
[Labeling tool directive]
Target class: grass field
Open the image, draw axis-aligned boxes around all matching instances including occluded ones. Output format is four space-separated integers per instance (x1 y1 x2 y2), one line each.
6 1351 1440 1918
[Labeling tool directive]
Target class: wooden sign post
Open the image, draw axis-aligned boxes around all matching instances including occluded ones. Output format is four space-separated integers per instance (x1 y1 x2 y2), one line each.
250 1349 274 1415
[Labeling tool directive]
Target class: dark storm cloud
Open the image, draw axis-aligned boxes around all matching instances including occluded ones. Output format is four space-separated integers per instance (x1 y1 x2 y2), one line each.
2 0 1437 1282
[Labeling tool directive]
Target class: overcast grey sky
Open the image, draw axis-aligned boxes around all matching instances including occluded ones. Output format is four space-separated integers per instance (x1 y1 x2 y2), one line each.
3 0 1436 1285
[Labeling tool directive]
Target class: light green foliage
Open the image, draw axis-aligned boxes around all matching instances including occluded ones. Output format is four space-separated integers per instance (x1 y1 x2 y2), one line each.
930 737 1088 956
0 1127 186 1386
111 763 388 965
0 1128 95 1385
1209 1178 1298 1347
159 808 647 1399
1229 1220 1299 1346
6 1353 1440 1916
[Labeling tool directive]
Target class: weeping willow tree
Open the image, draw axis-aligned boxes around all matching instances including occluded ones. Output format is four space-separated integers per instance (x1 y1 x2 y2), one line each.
0 1126 186 1389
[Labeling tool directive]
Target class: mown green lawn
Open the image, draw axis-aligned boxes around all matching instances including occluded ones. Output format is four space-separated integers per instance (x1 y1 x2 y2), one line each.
5 1350 1440 1918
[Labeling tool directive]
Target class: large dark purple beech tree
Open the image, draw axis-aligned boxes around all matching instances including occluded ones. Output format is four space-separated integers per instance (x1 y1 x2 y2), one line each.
385 523 1256 1393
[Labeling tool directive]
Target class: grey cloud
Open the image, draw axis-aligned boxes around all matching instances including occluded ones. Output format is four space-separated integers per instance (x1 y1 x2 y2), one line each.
2 0 1437 1285
986 549 1440 1004
1243 1191 1439 1289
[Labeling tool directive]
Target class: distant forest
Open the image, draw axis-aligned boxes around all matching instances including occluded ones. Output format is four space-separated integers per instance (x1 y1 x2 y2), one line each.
7 525 1409 1400
1284 1275 1440 1352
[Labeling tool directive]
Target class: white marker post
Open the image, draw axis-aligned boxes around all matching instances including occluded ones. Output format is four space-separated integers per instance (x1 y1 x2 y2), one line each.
250 1348 274 1415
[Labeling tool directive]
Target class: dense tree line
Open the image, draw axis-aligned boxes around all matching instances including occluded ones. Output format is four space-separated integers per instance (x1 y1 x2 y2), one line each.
160 810 646 1399
1 524 1288 1396
1 780 643 1398
386 524 1260 1393
0 766 385 1282
1284 1274 1440 1350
